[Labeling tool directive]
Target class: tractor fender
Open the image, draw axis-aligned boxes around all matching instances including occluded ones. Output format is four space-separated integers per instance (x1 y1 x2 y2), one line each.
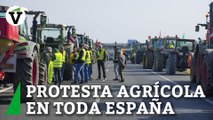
203 49 213 85
16 41 38 59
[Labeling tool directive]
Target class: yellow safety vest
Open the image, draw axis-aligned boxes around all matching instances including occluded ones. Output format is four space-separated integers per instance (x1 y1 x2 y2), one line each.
53 52 63 68
75 52 79 60
48 60 54 83
169 44 174 49
80 48 86 61
97 49 105 60
85 51 92 64
62 50 66 63
70 52 75 64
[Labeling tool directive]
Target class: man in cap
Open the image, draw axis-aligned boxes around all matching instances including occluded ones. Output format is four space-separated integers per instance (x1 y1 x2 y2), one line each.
73 43 86 84
118 50 127 82
53 48 63 86
113 46 119 81
96 44 106 81
59 46 66 81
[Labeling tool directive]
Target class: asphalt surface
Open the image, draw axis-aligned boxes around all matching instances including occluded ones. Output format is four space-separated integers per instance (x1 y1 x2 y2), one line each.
0 61 213 120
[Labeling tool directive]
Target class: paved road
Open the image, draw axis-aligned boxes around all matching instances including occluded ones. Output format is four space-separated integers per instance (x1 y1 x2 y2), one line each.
0 61 213 120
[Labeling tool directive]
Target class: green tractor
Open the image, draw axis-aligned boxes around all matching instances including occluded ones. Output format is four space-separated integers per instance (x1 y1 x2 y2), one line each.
153 37 177 72
135 43 146 64
165 39 195 75
0 6 48 101
37 24 76 80
190 2 213 94
142 38 157 69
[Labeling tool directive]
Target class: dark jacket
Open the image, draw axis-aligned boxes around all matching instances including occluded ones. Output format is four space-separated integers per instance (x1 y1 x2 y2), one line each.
76 49 85 63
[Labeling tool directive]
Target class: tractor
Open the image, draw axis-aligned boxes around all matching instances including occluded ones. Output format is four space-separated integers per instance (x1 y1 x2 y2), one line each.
36 23 77 81
136 43 146 64
153 36 179 72
0 6 48 101
142 37 157 69
190 2 213 94
165 39 195 75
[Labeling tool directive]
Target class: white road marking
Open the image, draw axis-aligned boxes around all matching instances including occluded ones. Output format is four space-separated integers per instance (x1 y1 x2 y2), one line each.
0 86 13 93
140 65 213 106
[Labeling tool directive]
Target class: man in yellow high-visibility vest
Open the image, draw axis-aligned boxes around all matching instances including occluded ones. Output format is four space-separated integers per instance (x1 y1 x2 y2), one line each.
59 46 66 81
84 45 92 82
88 47 93 80
69 47 76 81
53 48 63 86
97 44 106 81
72 44 86 84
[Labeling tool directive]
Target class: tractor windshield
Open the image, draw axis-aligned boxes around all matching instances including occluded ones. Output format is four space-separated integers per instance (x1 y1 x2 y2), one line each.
166 39 176 49
0 12 5 17
42 28 61 41
156 40 164 49
177 41 193 51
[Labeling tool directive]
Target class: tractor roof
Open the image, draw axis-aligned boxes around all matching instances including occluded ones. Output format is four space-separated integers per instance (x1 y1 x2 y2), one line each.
0 6 9 12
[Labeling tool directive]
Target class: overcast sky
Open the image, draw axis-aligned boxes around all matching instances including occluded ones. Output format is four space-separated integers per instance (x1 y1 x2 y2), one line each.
1 0 212 43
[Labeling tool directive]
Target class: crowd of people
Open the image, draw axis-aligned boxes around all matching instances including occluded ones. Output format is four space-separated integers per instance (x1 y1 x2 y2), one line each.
44 43 127 86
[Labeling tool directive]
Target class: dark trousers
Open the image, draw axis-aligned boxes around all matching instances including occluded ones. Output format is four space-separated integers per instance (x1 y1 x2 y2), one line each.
119 66 124 81
97 60 106 79
54 68 62 86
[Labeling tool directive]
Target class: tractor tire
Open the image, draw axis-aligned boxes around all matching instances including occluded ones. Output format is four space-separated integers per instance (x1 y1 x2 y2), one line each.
166 53 177 75
196 53 202 84
13 50 39 102
146 51 154 69
39 62 47 85
190 56 196 83
155 52 164 72
201 55 213 95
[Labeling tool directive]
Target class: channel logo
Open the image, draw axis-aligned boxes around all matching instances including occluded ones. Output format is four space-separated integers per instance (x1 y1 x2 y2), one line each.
6 6 26 26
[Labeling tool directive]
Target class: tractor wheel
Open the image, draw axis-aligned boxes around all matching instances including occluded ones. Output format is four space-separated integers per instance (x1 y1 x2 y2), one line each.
39 62 47 85
190 56 196 83
196 53 202 84
146 51 154 69
201 57 213 95
155 52 164 72
13 50 39 102
166 53 177 75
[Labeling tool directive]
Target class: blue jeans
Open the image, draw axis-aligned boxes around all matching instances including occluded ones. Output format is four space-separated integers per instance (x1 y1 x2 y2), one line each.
54 68 61 86
74 63 85 83
71 64 75 81
88 64 92 80
61 63 65 80
84 64 89 82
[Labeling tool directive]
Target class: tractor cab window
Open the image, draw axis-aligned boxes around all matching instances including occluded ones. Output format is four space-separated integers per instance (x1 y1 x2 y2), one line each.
41 28 61 41
156 40 164 49
166 40 176 49
0 12 5 17
19 20 28 38
177 41 193 51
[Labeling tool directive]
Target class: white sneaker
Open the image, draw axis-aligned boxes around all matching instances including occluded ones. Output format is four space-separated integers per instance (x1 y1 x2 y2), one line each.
102 78 107 81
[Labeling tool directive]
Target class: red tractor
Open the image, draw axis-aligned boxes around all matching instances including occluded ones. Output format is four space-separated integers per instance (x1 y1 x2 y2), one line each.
0 6 47 101
190 2 213 94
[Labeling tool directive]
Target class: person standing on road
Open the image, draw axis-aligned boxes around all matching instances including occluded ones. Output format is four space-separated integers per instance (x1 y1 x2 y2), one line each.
113 46 119 81
59 46 66 81
53 48 63 86
69 47 76 81
118 50 127 82
96 44 106 81
84 45 91 82
73 44 86 84
88 47 93 80
46 47 55 84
